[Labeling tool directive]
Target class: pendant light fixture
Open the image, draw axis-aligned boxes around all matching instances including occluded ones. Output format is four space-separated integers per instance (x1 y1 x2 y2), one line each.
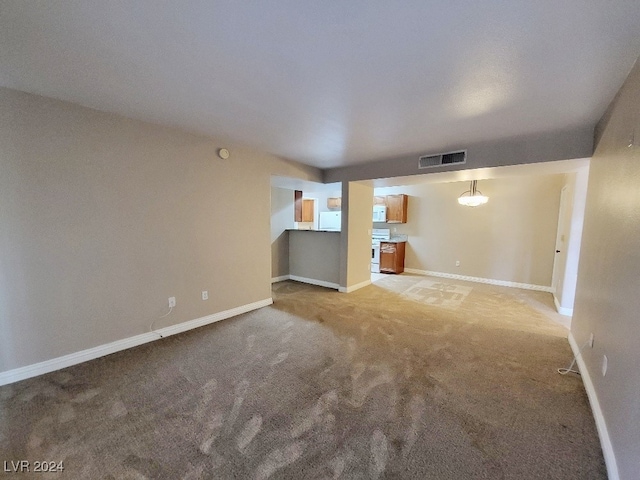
458 180 488 207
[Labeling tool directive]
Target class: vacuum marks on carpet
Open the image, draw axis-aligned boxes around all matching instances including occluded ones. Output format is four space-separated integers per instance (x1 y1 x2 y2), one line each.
237 415 263 453
0 277 605 479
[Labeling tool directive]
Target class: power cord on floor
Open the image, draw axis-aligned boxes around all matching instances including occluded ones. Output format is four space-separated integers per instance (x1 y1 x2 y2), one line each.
149 306 173 338
557 339 590 375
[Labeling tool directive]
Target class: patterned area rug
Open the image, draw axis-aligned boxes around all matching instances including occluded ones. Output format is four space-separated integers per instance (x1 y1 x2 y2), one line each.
401 279 473 309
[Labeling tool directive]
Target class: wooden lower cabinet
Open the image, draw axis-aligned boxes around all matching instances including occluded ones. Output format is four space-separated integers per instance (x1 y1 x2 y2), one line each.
380 241 406 274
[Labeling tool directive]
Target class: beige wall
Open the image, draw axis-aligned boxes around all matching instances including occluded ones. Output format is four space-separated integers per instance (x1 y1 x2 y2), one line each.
571 58 640 480
289 231 340 286
270 187 294 279
340 182 373 289
0 88 321 372
374 175 564 286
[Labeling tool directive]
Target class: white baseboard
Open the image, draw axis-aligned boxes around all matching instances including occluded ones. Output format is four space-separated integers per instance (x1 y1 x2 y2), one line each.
404 268 554 293
272 274 371 293
289 275 340 290
271 275 290 283
553 294 574 316
568 332 619 480
339 279 372 293
0 298 273 387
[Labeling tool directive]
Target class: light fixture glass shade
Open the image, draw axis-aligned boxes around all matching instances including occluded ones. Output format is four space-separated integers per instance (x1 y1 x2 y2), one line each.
458 194 488 207
458 180 489 207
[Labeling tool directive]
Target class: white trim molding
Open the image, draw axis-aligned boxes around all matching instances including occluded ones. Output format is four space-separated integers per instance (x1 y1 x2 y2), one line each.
288 275 340 290
273 274 371 293
271 275 290 283
339 279 372 293
568 332 619 480
0 298 273 386
553 295 574 316
404 268 554 293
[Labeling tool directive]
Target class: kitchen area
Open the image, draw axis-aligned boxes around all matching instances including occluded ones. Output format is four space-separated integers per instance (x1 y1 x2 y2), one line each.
371 194 409 274
271 176 409 291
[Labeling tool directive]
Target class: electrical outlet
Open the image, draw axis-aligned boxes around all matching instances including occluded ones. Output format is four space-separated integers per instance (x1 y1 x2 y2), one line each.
589 333 594 348
168 297 176 308
602 355 608 376
455 260 460 267
202 291 208 300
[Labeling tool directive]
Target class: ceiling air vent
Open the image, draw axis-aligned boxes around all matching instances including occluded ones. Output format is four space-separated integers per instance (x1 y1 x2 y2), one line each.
418 150 466 169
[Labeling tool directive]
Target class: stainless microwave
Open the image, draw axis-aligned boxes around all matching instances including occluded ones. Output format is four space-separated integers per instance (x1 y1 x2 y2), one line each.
373 205 387 222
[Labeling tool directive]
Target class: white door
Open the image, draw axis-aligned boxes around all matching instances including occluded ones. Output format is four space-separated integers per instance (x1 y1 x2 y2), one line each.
551 186 570 296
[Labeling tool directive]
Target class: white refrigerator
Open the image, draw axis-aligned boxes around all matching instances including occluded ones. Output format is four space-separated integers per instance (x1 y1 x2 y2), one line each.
319 212 342 231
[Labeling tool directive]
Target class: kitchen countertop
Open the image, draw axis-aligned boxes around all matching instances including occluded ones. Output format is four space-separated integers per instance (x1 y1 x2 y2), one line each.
287 230 405 240
287 229 341 233
382 234 408 243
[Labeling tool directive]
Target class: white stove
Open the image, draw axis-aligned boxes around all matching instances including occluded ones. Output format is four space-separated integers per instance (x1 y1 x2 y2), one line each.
371 229 390 273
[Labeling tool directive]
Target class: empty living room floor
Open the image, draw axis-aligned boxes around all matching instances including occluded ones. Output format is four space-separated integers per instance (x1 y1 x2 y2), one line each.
0 274 605 479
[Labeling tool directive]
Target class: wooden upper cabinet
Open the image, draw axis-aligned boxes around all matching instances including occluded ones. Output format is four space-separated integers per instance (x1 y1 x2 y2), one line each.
386 194 408 223
373 196 387 206
294 190 303 222
327 197 342 209
294 191 316 223
301 199 314 222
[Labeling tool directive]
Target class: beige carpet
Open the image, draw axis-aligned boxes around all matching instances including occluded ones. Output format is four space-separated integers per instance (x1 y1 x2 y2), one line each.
0 274 605 479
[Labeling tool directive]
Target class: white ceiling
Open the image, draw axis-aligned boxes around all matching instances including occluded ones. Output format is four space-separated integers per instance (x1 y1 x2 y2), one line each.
1 2 639 169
